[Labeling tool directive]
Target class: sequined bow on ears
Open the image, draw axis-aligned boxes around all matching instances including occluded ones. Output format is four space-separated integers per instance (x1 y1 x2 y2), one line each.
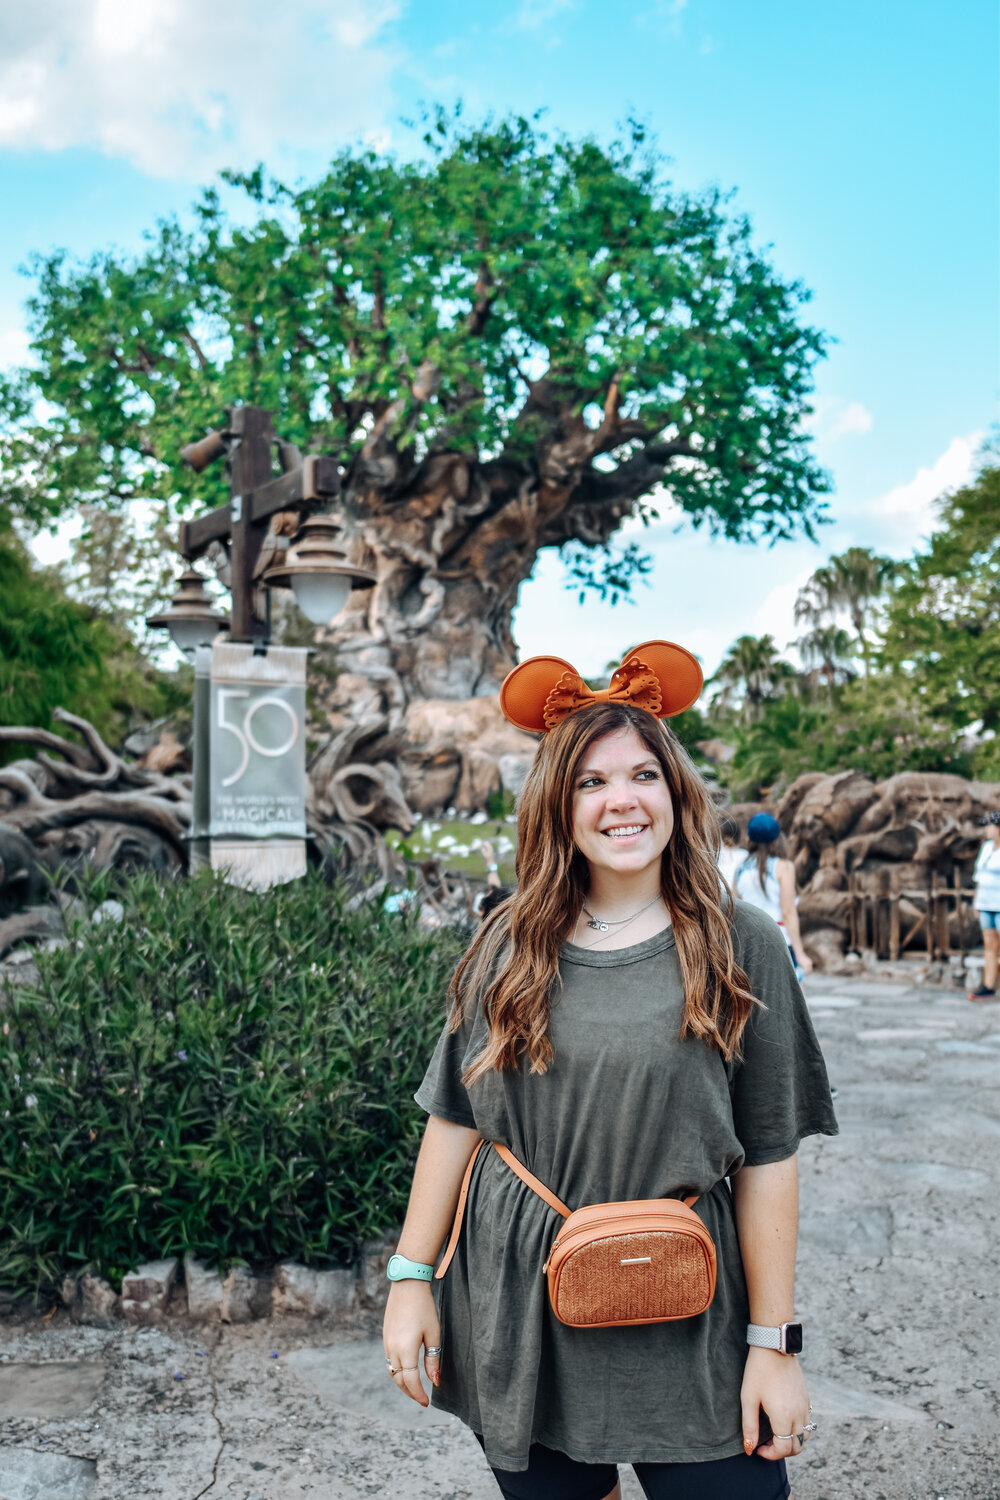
499 639 703 734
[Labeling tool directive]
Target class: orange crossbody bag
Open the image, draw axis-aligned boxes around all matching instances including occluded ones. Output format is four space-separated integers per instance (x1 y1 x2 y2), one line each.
436 1140 717 1329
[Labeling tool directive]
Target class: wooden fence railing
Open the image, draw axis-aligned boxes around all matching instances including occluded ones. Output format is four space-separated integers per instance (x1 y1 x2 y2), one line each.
846 871 977 962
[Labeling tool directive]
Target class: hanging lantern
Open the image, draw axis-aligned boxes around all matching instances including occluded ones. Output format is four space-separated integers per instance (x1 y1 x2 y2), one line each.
261 515 375 624
146 569 230 654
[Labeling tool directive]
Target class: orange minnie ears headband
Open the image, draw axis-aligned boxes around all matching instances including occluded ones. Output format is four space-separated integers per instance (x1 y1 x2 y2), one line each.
500 639 703 734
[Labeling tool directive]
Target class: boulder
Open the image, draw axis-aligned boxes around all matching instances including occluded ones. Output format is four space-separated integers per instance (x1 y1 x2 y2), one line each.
220 1266 272 1323
62 1273 122 1328
184 1256 224 1322
402 697 537 815
789 771 879 850
121 1258 179 1325
272 1262 355 1319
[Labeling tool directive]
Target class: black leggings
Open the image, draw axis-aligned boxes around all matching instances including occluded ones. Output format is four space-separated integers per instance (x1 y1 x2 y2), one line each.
482 1440 790 1500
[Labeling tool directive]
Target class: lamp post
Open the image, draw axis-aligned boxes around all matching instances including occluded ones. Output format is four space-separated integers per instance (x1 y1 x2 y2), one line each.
166 404 374 645
147 405 374 887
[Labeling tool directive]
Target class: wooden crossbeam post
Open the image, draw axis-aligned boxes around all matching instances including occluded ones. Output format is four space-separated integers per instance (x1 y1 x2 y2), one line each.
176 406 341 645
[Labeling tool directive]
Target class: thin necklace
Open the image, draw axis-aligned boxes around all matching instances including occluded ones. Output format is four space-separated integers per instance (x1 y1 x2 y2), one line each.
576 897 666 950
582 894 663 933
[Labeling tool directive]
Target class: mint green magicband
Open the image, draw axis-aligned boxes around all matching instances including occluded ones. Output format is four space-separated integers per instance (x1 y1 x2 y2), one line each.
386 1253 434 1282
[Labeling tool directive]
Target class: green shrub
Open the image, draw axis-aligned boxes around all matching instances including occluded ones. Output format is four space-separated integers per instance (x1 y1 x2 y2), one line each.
0 536 189 764
485 788 516 820
0 867 468 1295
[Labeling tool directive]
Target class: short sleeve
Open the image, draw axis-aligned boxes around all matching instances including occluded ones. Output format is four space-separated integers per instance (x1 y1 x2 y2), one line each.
728 902 839 1167
414 999 479 1130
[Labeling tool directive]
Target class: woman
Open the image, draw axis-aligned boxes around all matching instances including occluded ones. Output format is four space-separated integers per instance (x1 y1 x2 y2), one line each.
734 813 813 980
717 816 747 890
970 812 1000 1000
383 641 837 1500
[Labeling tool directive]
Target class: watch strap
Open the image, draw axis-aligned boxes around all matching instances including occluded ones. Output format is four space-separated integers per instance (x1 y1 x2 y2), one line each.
747 1322 801 1353
386 1253 434 1283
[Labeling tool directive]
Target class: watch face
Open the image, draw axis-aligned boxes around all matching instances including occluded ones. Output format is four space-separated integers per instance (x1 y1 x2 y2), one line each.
784 1323 803 1355
387 1255 403 1279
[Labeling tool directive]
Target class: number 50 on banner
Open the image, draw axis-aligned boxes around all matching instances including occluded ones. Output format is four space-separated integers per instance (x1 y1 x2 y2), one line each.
216 689 300 787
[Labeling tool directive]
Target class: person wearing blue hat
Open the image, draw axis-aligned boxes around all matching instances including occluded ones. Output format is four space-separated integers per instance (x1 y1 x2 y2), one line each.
735 814 812 978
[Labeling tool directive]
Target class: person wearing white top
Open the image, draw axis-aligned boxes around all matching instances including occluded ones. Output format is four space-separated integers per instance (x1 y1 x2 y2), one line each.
734 813 813 978
970 812 1000 1000
717 816 747 890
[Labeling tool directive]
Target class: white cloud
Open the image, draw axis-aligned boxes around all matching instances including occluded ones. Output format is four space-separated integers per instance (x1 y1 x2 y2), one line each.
0 326 31 368
828 400 873 438
509 0 577 32
0 0 403 179
753 570 815 656
806 395 874 443
868 431 983 551
636 0 688 33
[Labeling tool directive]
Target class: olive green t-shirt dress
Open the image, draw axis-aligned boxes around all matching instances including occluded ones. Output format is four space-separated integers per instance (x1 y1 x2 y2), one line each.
414 899 838 1472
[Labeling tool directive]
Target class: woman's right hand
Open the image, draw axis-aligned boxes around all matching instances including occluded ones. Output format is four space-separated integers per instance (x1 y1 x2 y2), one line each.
382 1280 442 1407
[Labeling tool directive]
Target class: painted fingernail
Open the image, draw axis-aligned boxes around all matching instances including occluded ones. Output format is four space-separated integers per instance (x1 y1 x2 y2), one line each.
744 1438 754 1455
433 1371 440 1386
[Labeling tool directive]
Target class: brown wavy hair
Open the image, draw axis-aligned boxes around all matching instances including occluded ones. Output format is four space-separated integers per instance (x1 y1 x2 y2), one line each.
449 704 758 1084
745 834 790 894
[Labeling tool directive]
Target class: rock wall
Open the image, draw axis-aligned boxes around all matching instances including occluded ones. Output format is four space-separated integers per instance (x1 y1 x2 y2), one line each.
400 697 537 816
727 771 1000 971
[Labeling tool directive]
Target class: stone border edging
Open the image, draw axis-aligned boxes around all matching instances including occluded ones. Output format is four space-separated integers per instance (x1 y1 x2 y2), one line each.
57 1238 396 1328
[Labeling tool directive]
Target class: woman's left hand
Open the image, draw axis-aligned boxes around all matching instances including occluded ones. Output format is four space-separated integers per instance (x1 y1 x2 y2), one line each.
740 1346 812 1460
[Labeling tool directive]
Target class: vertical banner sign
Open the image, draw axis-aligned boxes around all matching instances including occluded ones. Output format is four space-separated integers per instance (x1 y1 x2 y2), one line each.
207 641 309 889
188 644 213 872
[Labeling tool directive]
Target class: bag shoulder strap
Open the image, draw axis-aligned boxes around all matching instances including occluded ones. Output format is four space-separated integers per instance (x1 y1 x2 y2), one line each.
494 1142 573 1218
435 1138 572 1281
435 1138 486 1280
436 1139 700 1279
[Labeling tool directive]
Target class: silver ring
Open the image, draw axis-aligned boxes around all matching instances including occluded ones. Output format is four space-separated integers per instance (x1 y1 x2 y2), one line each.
773 1433 796 1442
802 1421 817 1433
425 1344 443 1356
384 1356 393 1366
401 1365 419 1372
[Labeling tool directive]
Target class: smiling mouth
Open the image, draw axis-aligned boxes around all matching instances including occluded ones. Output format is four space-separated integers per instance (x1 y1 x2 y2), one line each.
602 825 647 839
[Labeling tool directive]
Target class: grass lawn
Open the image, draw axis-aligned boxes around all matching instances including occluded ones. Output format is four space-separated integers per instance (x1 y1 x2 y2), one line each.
386 816 518 882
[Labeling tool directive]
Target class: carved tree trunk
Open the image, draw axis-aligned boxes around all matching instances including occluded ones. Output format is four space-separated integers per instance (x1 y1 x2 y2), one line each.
306 387 683 717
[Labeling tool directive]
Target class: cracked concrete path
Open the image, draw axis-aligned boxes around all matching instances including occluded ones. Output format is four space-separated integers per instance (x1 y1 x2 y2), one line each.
2 970 999 1500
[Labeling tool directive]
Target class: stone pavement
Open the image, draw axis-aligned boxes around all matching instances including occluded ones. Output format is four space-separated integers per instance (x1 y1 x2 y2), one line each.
1 969 999 1500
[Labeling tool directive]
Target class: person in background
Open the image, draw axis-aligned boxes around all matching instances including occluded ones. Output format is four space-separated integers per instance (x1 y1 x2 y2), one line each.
717 816 747 890
969 812 1000 1000
473 840 510 921
735 814 812 979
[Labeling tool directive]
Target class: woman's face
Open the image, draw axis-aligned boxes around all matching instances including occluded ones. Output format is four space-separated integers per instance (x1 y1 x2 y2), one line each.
570 726 674 882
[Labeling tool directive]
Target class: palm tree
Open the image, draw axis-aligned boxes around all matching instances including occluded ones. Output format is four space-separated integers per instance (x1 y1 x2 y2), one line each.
794 623 857 689
709 634 796 726
793 547 897 675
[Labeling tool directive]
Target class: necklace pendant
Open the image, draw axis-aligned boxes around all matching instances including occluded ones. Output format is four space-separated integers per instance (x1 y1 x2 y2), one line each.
587 919 609 932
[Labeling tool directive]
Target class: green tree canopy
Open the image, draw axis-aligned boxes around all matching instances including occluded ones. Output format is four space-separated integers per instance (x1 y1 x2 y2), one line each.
882 459 1000 746
0 537 185 758
1 112 829 561
708 633 796 726
793 545 897 675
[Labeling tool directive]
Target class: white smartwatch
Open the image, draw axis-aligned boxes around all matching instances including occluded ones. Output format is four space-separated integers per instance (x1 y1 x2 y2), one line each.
747 1322 803 1354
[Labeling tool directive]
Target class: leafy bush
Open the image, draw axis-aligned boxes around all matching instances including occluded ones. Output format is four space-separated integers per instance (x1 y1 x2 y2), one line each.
722 679 971 799
0 536 188 764
485 788 516 820
0 868 468 1295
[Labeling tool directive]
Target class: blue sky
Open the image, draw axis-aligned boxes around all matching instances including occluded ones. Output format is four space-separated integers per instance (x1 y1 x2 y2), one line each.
2 0 996 677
